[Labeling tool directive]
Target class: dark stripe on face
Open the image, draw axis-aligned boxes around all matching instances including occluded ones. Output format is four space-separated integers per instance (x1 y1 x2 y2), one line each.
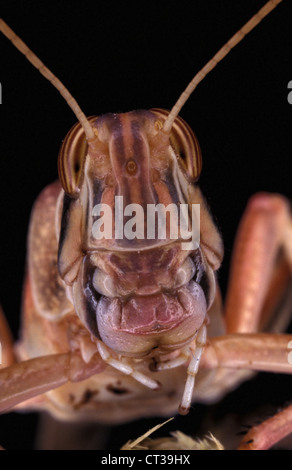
109 115 131 204
130 119 155 209
58 193 72 265
163 164 182 207
109 114 156 209
93 178 104 207
83 257 101 338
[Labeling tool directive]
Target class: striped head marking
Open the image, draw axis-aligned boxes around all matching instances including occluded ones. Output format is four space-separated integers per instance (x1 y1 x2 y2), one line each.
58 109 202 251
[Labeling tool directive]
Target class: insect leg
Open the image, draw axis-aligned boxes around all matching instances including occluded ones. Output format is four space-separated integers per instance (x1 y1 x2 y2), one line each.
202 332 292 375
0 351 105 413
0 353 71 413
224 193 292 334
237 403 292 450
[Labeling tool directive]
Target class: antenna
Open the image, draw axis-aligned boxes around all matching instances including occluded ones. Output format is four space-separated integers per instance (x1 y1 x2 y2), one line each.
163 0 283 133
0 19 97 143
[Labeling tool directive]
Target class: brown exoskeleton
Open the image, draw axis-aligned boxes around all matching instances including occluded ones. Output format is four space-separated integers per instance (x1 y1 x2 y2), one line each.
0 0 292 450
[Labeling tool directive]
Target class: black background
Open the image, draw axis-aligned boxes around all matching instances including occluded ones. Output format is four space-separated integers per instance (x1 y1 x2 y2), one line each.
0 0 292 450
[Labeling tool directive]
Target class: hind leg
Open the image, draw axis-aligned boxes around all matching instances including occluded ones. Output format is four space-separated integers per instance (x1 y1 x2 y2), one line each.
224 193 292 334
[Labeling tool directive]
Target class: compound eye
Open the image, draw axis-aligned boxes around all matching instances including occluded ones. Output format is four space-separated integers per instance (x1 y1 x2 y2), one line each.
151 108 202 181
169 115 202 181
58 116 97 196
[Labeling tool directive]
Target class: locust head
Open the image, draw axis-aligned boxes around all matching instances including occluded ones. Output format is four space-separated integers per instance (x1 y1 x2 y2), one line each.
57 109 219 358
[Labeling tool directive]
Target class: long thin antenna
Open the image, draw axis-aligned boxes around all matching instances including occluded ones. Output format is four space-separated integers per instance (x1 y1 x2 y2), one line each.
163 0 283 133
0 19 96 142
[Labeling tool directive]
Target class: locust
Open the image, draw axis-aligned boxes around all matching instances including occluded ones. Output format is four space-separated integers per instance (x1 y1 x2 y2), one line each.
0 0 292 450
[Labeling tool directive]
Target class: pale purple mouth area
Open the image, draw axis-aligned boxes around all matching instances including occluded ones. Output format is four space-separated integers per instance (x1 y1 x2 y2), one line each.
96 280 206 356
120 293 186 333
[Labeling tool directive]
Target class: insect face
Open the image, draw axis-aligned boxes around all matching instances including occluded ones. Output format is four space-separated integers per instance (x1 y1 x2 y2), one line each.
57 109 212 356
